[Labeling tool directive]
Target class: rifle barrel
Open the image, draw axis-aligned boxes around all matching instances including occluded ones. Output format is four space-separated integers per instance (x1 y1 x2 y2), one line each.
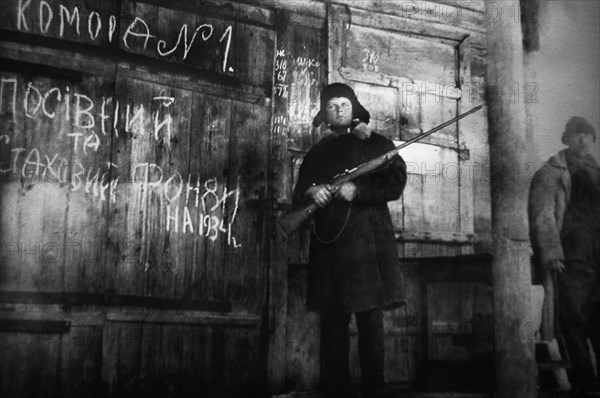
395 104 482 151
278 104 483 236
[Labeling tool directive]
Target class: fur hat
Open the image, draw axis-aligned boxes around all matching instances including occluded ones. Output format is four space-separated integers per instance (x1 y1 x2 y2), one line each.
312 83 370 127
561 116 596 144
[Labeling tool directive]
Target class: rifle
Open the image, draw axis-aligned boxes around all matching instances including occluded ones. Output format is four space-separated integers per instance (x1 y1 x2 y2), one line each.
278 105 483 236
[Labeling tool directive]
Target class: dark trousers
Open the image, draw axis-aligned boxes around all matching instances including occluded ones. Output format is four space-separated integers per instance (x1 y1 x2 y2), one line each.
558 264 600 392
320 307 384 398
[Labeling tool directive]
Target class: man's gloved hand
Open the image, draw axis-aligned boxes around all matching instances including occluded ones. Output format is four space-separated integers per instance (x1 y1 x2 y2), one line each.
334 182 357 202
306 184 333 207
545 259 565 274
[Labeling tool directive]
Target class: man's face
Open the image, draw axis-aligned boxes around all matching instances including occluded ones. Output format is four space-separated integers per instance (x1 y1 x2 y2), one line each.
325 97 353 128
565 132 595 155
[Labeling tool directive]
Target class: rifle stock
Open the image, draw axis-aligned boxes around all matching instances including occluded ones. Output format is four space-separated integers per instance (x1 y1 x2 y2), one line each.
277 105 482 237
278 152 392 235
278 202 320 236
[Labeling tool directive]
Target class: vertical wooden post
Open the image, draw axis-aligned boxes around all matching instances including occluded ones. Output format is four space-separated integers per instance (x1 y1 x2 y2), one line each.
485 1 537 397
267 10 289 393
327 4 349 84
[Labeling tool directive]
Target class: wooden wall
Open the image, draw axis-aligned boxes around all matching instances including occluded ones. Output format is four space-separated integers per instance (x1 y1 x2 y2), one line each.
277 0 493 392
0 0 277 396
1 0 494 396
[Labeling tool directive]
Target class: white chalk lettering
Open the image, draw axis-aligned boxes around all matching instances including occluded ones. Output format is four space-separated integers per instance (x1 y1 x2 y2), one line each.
274 84 288 98
164 171 183 204
153 96 175 107
153 112 172 141
42 153 61 182
64 85 70 121
6 148 26 174
108 15 116 42
109 177 118 203
42 87 61 118
185 175 193 206
122 17 154 50
85 167 100 196
71 161 84 191
17 0 31 31
22 148 42 178
227 178 241 247
112 99 119 136
157 24 213 60
74 93 95 128
38 1 53 34
99 97 111 136
56 157 70 182
166 205 179 232
182 206 193 233
98 172 110 201
24 82 42 118
152 96 173 141
207 216 220 241
125 104 145 135
219 25 233 73
13 4 235 77
66 132 83 154
87 11 101 40
201 178 218 213
59 4 80 37
158 176 241 245
83 132 100 154
148 163 162 187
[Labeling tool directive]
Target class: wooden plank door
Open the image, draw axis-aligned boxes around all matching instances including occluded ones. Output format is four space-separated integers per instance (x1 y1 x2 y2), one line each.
326 4 480 386
0 1 276 396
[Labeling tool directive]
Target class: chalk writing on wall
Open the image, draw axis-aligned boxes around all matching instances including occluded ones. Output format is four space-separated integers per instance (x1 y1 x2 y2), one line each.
12 0 235 73
271 43 322 156
272 47 320 128
165 176 241 248
288 56 319 123
3 77 174 143
362 49 380 73
271 48 290 147
0 74 241 247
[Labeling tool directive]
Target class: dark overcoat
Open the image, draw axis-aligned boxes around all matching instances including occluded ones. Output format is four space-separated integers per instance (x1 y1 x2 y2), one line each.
293 132 407 313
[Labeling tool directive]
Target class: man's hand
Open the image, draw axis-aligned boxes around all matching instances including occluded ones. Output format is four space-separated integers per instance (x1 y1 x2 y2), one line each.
545 259 565 274
305 184 333 207
334 182 357 202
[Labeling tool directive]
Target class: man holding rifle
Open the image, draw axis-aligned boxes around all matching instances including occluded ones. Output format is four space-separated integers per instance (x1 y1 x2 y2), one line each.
292 83 407 398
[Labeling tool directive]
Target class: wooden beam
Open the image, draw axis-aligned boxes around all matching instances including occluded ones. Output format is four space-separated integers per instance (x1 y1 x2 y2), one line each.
485 1 536 396
395 230 478 244
338 66 462 99
328 0 486 36
0 291 231 312
327 3 348 83
0 306 259 327
136 0 276 29
266 11 290 392
349 6 481 43
0 319 71 333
